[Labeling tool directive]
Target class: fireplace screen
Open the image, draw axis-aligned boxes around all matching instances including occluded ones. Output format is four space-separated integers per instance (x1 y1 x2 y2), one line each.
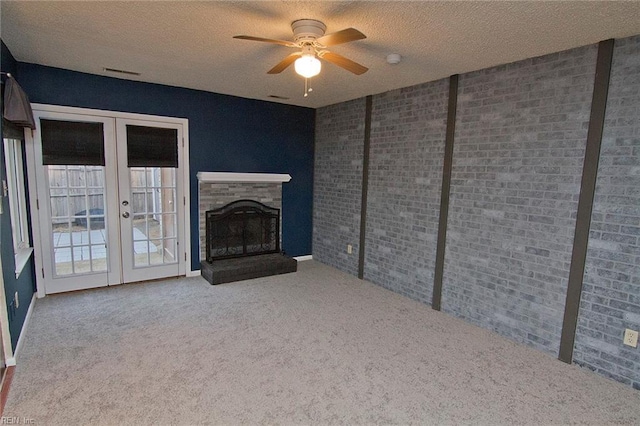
205 200 280 261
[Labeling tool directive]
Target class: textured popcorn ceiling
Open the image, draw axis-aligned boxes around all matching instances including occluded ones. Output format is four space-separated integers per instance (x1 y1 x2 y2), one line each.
2 1 639 108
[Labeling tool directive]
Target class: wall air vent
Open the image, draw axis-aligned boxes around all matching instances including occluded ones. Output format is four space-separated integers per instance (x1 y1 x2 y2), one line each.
103 67 141 76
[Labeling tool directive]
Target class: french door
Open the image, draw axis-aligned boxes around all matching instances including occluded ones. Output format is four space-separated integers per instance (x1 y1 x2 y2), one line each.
27 109 187 294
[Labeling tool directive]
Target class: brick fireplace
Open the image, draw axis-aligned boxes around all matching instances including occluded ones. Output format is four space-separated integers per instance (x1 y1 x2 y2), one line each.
196 172 297 284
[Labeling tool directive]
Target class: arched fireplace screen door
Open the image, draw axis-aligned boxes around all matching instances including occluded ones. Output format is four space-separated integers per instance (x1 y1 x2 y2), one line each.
205 200 280 261
27 108 187 295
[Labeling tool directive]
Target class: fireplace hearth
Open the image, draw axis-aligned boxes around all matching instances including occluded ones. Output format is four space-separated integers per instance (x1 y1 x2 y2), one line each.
200 199 297 285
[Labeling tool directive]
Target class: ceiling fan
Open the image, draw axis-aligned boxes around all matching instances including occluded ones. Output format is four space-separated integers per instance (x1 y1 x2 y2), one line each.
233 19 368 79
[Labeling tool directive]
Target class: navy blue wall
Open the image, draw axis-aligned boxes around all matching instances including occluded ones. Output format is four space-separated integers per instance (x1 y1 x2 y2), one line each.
16 63 315 270
1 41 36 350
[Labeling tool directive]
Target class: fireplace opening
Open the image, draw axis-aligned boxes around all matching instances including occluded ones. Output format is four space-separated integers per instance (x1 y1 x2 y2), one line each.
205 199 280 261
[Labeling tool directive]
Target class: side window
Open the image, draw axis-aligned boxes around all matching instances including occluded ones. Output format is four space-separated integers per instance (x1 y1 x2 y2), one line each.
3 137 33 277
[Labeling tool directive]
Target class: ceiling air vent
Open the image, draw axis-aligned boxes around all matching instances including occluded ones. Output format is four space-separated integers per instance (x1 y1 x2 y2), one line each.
103 67 141 76
268 95 290 100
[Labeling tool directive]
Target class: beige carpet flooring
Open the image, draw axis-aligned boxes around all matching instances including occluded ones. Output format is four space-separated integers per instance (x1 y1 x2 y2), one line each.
4 260 640 424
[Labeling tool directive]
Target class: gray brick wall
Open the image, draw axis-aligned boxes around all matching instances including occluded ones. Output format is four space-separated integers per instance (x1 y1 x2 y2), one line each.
575 35 640 388
310 36 640 389
313 98 366 276
363 80 449 303
198 182 282 261
441 45 598 355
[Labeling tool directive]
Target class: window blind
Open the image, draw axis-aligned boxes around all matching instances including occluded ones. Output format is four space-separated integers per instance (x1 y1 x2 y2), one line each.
40 119 105 166
126 125 178 168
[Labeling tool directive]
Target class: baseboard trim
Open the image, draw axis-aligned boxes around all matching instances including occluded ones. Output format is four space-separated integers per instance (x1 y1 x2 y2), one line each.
186 270 201 277
12 293 36 362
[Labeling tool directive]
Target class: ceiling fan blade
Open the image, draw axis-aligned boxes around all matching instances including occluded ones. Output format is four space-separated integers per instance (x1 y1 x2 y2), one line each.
267 52 302 74
320 51 368 75
316 28 366 46
233 35 297 48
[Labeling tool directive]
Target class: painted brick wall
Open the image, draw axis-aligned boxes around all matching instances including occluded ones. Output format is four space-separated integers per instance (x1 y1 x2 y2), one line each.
311 37 640 389
363 80 449 303
575 35 640 388
441 45 598 355
198 182 281 261
313 98 366 275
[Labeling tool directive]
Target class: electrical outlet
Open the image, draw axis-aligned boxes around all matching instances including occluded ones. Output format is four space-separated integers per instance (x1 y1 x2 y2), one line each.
623 329 638 348
14 291 19 309
347 244 353 254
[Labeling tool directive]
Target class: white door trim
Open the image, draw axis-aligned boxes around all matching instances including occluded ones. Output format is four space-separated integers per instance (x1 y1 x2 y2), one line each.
26 104 191 297
30 104 189 126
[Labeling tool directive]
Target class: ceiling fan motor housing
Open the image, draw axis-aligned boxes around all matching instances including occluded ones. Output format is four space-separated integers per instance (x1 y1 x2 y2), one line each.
292 19 327 43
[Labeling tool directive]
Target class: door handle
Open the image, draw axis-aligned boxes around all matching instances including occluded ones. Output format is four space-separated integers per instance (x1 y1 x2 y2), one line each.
122 212 130 218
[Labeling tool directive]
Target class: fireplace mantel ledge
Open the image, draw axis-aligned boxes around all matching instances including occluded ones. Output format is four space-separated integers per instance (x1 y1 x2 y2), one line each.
197 172 291 183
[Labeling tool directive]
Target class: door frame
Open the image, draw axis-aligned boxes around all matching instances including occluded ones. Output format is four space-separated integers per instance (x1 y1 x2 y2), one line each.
25 104 191 298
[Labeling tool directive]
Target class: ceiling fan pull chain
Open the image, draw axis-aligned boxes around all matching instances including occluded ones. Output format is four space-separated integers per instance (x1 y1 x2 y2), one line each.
304 78 309 97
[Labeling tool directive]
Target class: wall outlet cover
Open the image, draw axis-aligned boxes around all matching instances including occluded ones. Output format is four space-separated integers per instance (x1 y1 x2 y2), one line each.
623 329 638 348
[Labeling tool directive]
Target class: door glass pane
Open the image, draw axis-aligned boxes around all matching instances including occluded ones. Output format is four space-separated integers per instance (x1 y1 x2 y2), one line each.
161 213 176 238
91 243 107 272
131 192 147 214
161 188 175 213
48 165 108 276
149 240 163 265
68 166 86 187
163 238 177 263
130 167 178 268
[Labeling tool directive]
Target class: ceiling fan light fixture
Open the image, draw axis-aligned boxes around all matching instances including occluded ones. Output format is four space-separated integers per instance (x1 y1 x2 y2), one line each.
294 54 321 78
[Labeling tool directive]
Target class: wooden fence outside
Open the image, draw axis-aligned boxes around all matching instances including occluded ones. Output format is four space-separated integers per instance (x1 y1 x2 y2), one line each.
48 166 161 224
